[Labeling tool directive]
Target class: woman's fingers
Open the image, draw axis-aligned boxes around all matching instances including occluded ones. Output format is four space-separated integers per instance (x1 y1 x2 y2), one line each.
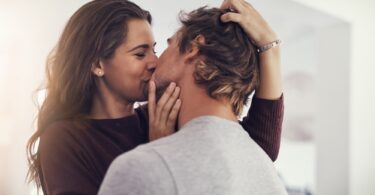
220 0 277 46
148 82 181 141
159 86 180 124
167 99 181 128
148 80 156 122
220 0 230 9
220 0 245 13
221 12 242 23
156 82 176 118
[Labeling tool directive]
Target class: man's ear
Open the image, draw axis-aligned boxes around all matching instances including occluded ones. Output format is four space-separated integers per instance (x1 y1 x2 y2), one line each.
185 34 206 64
91 60 105 77
194 34 206 45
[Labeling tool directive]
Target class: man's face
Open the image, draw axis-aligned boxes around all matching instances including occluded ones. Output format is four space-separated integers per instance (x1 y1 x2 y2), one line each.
153 32 186 97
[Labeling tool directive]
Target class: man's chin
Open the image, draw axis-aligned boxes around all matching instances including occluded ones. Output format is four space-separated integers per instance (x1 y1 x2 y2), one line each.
141 82 151 101
142 80 169 101
155 81 170 101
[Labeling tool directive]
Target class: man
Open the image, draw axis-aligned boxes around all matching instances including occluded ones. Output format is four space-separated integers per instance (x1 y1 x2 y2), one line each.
99 3 287 195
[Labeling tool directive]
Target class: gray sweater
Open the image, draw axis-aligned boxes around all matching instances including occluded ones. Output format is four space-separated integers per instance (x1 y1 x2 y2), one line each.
99 116 288 195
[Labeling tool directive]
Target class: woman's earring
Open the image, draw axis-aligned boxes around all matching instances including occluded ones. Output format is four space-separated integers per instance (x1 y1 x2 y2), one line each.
97 70 103 77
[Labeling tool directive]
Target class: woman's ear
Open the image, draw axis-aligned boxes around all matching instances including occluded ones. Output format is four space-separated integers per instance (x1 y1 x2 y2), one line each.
91 60 105 77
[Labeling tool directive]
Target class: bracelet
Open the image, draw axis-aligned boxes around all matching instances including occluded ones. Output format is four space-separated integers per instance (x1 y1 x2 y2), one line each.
257 39 281 53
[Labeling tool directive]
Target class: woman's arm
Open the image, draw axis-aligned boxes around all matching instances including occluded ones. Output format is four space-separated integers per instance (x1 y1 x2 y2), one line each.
221 0 283 161
39 124 98 195
240 95 284 161
221 0 282 99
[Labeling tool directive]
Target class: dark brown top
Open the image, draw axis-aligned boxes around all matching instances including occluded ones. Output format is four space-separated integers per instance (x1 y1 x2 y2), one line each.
38 95 284 195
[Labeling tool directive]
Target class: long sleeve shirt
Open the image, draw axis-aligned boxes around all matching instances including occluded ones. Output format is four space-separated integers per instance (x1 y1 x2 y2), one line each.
38 95 284 195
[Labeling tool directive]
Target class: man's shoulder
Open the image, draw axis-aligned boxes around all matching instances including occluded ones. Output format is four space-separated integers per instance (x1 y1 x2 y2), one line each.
99 146 176 195
113 145 157 166
110 144 176 178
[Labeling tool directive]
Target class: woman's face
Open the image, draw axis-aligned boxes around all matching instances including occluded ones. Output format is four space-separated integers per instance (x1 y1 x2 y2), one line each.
100 19 157 102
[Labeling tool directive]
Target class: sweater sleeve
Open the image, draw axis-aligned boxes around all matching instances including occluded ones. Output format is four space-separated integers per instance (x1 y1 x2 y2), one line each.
39 122 98 195
99 148 176 195
240 94 284 161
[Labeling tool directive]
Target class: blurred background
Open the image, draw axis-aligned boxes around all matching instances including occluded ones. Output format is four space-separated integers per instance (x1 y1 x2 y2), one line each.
0 0 374 194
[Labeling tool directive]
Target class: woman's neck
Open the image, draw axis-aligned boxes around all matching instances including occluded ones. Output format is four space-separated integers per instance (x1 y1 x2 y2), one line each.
89 91 135 119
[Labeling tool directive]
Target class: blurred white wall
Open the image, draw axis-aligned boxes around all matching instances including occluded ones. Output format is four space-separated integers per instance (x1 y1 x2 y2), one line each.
291 1 375 195
0 1 88 194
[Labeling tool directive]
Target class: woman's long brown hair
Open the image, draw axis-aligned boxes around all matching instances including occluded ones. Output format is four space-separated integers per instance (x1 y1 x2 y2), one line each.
26 0 151 190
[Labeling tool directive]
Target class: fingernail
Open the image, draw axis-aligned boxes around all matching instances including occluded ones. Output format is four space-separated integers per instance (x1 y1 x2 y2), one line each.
151 81 155 88
221 15 228 22
170 82 176 88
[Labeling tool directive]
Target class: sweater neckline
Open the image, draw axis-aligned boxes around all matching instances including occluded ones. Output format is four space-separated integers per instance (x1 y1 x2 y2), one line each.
87 114 139 124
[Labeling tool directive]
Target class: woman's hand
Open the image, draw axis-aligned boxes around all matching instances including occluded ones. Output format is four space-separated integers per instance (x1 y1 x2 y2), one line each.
221 0 282 99
148 81 181 141
220 0 277 46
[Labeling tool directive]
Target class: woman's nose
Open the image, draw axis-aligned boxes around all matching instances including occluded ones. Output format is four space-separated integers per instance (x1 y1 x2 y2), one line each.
147 54 158 70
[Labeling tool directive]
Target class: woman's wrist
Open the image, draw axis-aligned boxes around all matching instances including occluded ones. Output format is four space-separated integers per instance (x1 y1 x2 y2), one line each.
254 29 278 45
259 46 280 57
257 39 281 53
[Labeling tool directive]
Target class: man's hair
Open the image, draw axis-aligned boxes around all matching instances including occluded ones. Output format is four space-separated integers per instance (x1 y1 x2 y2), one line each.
178 7 259 116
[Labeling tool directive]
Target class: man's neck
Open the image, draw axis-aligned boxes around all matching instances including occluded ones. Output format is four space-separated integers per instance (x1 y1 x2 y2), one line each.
177 79 237 129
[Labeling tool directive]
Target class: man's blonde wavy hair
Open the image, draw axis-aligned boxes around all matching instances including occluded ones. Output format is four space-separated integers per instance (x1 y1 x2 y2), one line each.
178 7 259 116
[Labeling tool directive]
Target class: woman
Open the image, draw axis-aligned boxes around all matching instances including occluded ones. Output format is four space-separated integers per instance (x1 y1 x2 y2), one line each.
26 0 283 194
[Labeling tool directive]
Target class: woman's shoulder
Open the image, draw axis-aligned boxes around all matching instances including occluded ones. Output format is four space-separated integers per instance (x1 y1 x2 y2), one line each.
42 119 88 137
39 119 90 151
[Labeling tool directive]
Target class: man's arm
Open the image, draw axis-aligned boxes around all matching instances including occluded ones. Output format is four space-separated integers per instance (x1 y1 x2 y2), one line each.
99 148 176 195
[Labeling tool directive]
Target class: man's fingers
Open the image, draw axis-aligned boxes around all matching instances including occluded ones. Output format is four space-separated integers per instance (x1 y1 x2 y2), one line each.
148 80 156 121
159 86 180 124
221 12 242 23
167 99 181 128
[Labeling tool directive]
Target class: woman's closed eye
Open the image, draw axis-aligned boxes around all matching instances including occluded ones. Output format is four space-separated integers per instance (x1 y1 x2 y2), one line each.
135 49 157 59
135 52 146 59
